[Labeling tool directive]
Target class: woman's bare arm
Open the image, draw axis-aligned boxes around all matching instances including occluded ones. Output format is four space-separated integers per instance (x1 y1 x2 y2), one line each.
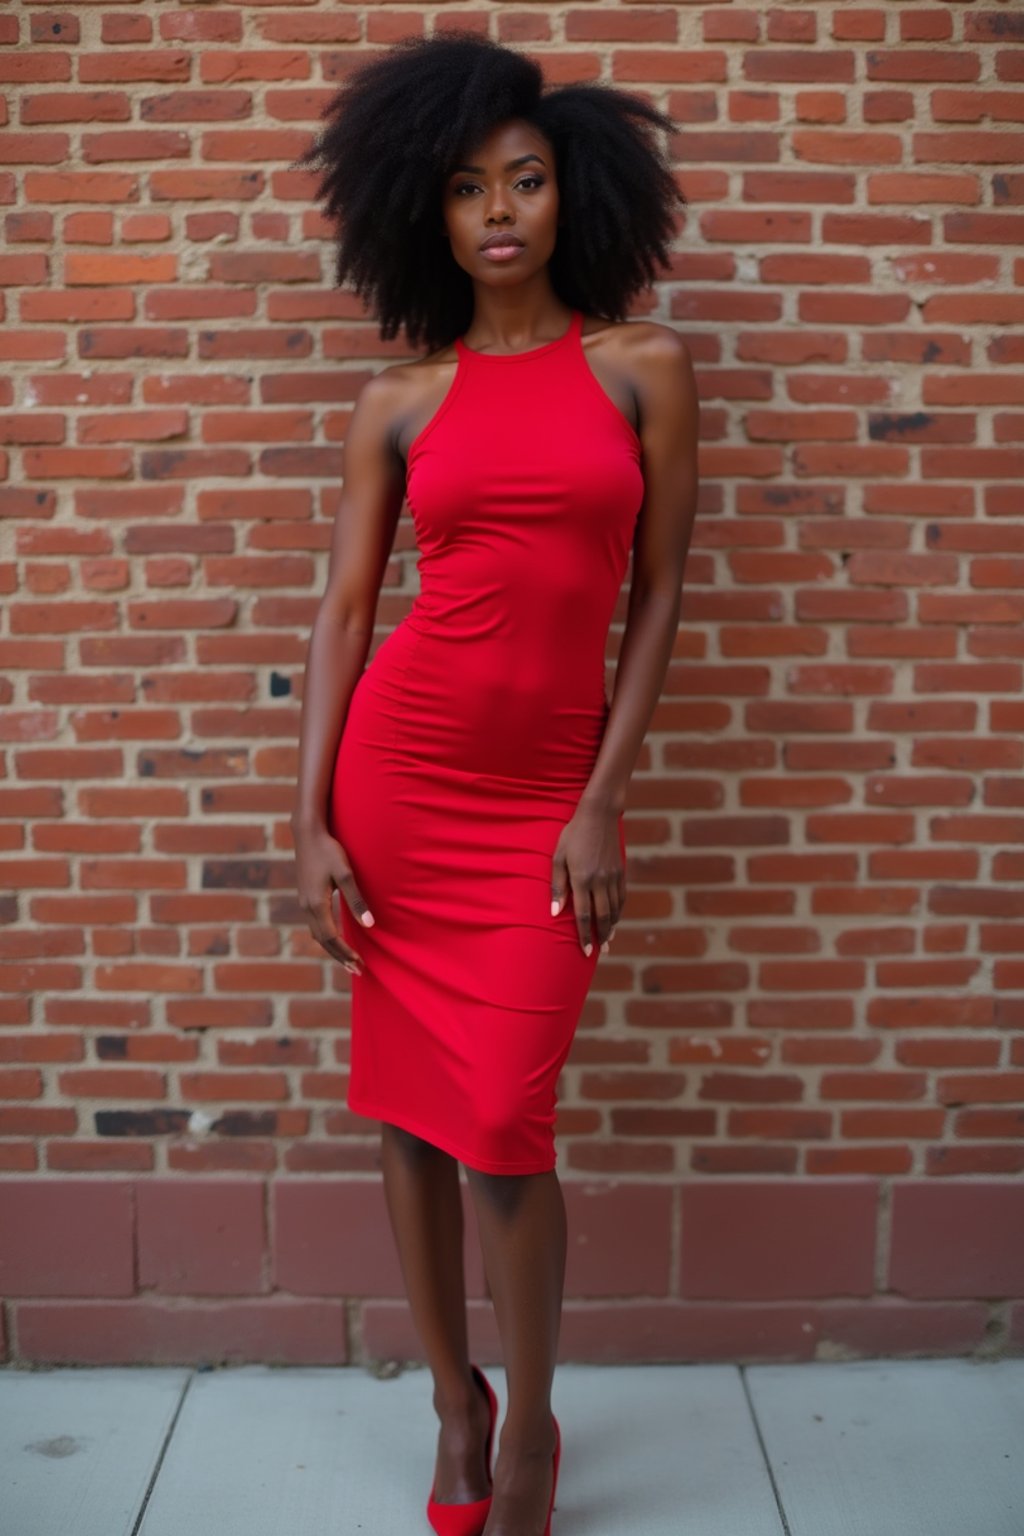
290 368 408 965
580 323 699 817
554 324 699 957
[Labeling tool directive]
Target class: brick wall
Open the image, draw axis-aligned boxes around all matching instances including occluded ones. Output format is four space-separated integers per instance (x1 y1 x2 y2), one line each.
2 3 1024 1365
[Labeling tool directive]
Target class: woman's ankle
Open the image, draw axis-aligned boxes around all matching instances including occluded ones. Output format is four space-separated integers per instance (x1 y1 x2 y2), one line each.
433 1365 486 1420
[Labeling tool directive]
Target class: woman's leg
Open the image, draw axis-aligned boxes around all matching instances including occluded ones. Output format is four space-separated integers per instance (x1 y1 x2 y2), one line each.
464 1167 564 1536
380 1122 492 1502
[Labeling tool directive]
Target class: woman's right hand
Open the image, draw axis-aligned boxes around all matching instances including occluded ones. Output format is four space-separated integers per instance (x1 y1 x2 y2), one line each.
293 823 375 976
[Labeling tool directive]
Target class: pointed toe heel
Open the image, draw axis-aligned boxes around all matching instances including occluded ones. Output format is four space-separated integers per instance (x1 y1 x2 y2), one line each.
426 1364 499 1536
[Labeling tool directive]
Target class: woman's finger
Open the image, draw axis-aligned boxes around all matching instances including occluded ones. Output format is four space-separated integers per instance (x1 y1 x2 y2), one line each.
550 847 569 917
335 857 375 929
570 869 594 955
592 880 613 949
313 893 363 973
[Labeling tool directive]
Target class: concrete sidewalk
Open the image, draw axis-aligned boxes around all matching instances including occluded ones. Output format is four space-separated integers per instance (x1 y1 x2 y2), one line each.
1 1359 1022 1536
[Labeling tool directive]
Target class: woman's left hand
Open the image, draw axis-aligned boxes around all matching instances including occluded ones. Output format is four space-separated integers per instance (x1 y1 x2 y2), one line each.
550 799 625 956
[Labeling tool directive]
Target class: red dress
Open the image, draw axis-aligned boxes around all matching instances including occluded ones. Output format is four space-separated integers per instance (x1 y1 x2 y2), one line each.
329 308 645 1173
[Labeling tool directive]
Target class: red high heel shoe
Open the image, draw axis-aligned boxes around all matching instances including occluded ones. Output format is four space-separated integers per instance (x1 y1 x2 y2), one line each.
426 1363 499 1536
543 1414 561 1536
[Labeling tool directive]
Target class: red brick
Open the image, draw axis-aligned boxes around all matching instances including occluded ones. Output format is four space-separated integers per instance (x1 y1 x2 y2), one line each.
199 50 311 85
563 1184 672 1296
15 1299 347 1365
272 1181 410 1296
889 1182 1024 1297
58 1068 166 1099
0 1180 134 1295
47 1142 155 1172
816 1301 987 1356
558 1301 820 1362
137 1179 266 1294
680 1180 878 1299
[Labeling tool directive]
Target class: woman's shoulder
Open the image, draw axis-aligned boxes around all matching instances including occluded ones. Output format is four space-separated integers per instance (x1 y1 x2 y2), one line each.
362 343 454 393
579 314 692 417
581 313 691 365
348 340 461 466
351 343 455 430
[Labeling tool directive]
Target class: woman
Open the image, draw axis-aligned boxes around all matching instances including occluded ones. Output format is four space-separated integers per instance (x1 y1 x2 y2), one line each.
292 32 699 1536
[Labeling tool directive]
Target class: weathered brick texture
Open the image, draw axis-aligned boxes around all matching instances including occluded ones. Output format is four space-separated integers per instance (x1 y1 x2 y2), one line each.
1 3 1023 1362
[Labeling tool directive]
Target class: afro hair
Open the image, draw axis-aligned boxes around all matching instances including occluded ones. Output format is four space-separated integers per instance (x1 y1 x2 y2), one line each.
297 31 686 354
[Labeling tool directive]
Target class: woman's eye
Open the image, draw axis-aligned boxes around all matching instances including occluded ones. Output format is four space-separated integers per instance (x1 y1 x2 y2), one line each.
453 177 544 196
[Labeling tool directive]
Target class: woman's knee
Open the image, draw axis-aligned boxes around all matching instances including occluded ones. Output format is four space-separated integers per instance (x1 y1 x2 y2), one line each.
465 1163 531 1216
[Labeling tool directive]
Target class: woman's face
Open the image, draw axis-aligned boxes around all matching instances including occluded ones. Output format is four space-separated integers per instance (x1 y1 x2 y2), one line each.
441 118 559 283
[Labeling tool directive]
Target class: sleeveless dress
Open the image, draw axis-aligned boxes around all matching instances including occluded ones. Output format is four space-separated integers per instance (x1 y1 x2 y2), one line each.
328 307 645 1174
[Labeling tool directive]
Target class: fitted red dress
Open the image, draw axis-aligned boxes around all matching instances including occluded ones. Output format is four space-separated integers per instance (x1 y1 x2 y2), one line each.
329 308 645 1174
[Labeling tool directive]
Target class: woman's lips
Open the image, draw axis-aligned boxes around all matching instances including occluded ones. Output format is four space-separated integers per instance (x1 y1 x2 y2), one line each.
480 241 525 262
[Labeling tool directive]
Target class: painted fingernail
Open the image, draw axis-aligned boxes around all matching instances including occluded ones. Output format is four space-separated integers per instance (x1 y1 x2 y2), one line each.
601 941 609 953
584 943 593 957
361 912 375 927
551 900 560 917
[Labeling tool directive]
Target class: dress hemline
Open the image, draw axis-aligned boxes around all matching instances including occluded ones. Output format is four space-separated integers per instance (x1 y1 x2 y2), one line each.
346 1092 558 1176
